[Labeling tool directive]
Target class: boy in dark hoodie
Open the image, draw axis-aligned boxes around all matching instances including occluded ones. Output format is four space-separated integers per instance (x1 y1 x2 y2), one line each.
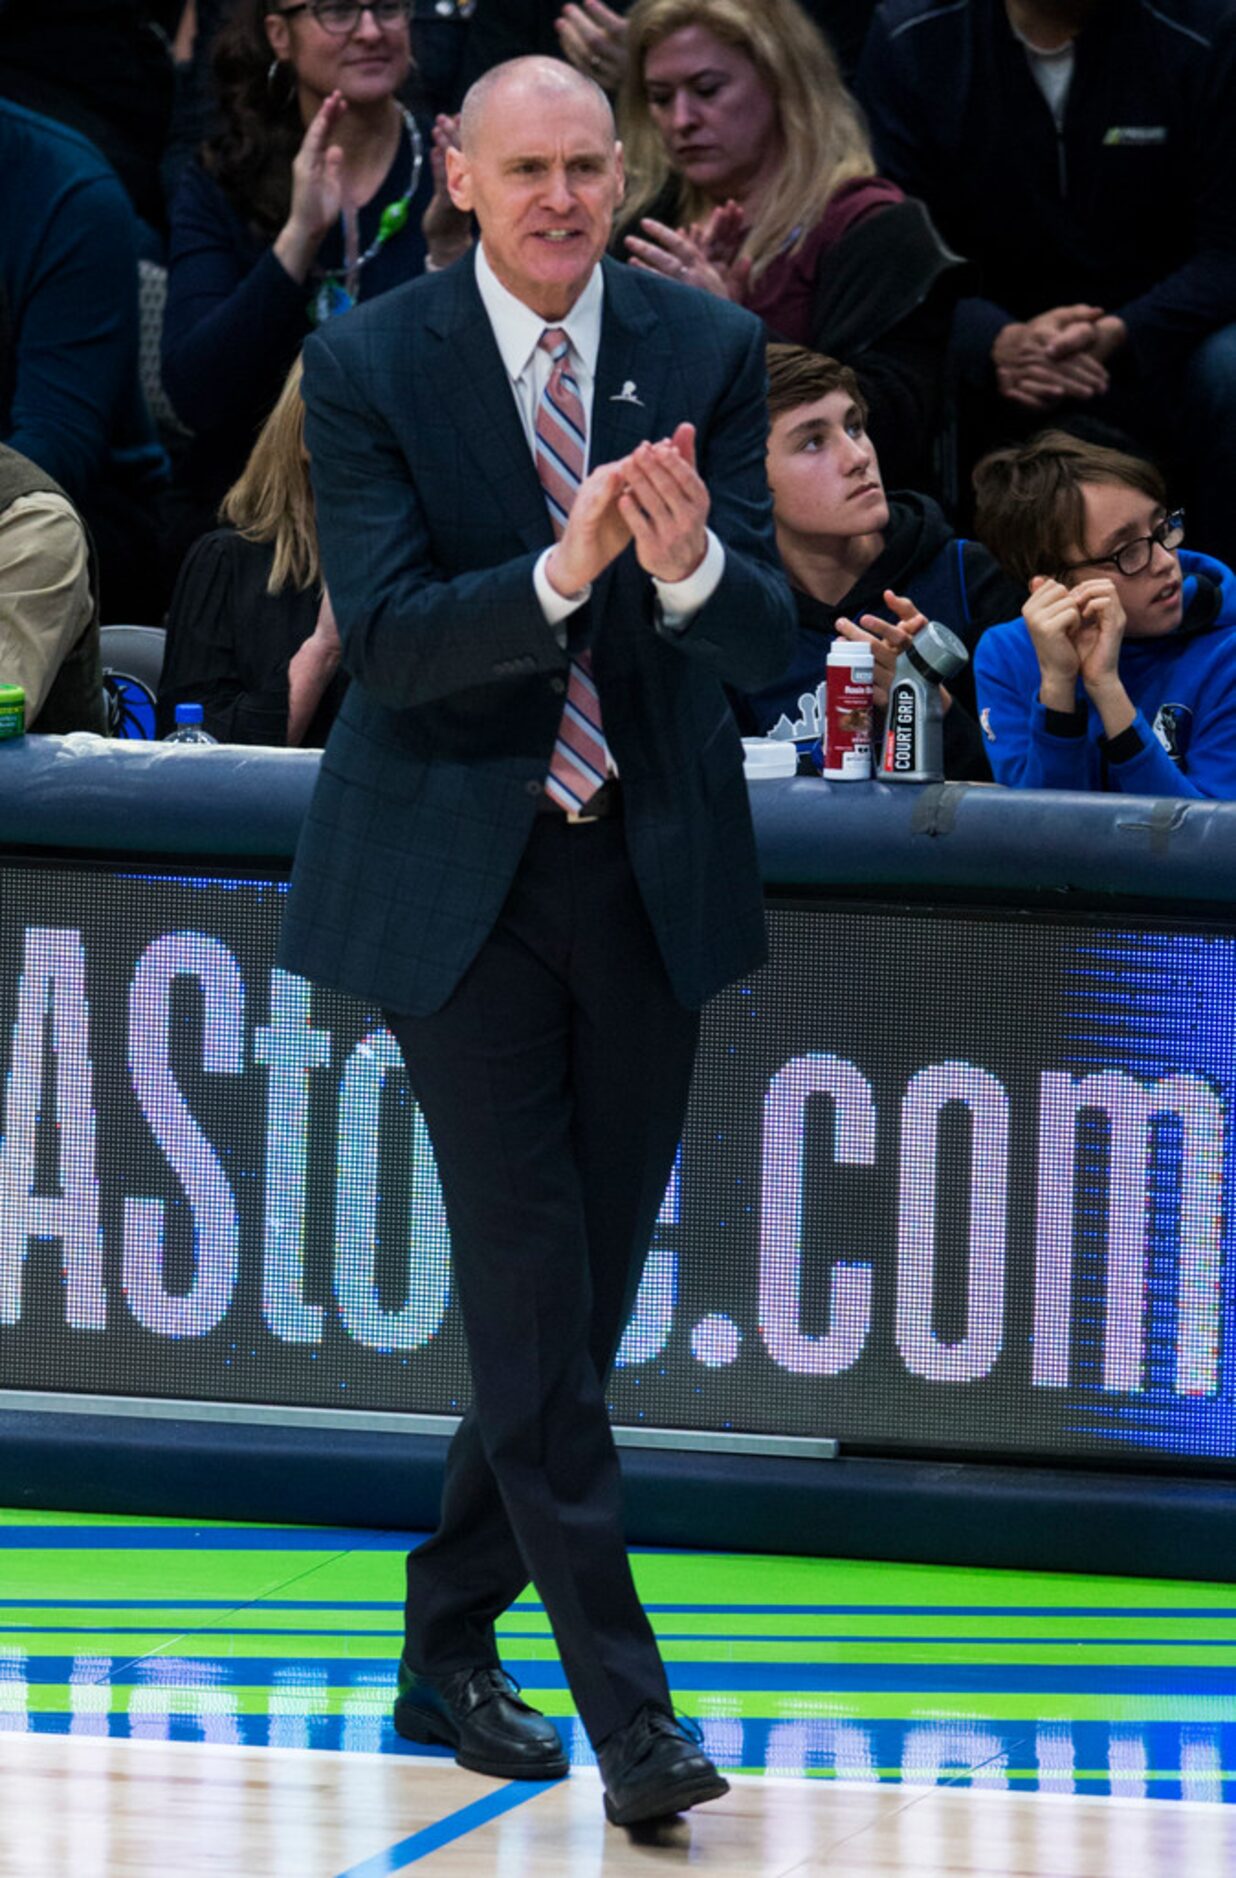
734 344 1023 776
972 430 1236 797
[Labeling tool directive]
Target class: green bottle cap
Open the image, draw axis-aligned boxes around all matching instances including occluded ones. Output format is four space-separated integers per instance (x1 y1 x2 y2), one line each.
0 683 25 739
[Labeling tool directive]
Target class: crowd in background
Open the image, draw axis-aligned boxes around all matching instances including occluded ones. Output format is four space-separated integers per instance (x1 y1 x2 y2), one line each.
3 0 1236 798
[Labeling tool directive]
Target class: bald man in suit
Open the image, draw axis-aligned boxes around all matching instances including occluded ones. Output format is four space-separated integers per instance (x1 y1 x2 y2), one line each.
280 56 794 1827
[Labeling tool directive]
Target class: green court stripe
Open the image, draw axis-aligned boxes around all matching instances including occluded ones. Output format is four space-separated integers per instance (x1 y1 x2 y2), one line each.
627 1559 1236 1610
0 1511 323 1531
13 1635 1236 1668
7 1522 1236 1610
0 1553 351 1599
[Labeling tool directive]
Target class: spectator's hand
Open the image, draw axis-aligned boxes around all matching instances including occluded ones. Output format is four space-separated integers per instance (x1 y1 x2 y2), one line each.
625 217 751 300
991 319 1108 409
1090 314 1128 364
1023 575 1085 708
422 114 472 266
287 588 343 745
1071 576 1126 685
546 458 633 595
620 425 710 583
1030 302 1104 358
688 200 748 273
835 591 923 711
556 0 629 91
275 91 348 282
1071 575 1136 738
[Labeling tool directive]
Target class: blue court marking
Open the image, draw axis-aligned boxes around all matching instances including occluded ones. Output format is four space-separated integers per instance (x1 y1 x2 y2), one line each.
10 1624 1236 1649
0 1599 405 1612
8 1590 1236 1620
329 1781 558 1876
632 1605 1236 1620
13 1657 1236 1695
0 1527 420 1550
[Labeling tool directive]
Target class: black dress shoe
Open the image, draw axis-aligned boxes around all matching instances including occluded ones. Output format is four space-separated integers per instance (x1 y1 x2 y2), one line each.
393 1660 569 1781
597 1705 729 1826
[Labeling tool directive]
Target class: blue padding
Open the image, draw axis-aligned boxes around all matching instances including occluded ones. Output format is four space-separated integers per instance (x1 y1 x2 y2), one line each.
7 735 1236 903
1 734 318 856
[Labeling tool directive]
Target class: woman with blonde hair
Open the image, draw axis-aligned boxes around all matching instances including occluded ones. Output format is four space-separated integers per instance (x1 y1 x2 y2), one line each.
617 0 964 488
157 355 346 746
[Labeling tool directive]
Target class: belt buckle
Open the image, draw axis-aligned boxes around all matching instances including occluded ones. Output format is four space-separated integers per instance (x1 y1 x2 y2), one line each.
564 780 613 824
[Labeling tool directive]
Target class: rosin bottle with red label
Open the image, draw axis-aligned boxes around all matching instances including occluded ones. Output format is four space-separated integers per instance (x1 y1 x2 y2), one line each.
879 621 968 783
823 642 875 779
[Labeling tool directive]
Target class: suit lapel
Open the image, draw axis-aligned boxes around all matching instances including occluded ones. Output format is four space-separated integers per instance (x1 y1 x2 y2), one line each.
425 258 554 554
589 260 671 632
590 257 666 467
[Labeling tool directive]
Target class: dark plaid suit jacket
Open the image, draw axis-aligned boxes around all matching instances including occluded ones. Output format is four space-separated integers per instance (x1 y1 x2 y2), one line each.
278 251 795 1015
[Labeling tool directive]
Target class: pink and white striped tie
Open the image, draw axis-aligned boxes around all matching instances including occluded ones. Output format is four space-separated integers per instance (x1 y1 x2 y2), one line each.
534 327 611 813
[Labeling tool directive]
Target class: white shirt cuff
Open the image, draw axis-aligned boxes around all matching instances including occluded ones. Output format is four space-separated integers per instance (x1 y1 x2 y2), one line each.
534 546 592 644
653 529 726 627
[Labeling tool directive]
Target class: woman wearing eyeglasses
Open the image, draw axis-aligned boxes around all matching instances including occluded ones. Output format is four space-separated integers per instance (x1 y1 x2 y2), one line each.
970 430 1236 798
162 0 471 526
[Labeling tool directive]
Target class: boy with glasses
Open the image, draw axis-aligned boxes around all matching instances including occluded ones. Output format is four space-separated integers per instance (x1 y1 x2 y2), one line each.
972 430 1236 796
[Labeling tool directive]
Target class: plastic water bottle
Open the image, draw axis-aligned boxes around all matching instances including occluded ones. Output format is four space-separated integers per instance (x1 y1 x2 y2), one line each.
163 703 217 745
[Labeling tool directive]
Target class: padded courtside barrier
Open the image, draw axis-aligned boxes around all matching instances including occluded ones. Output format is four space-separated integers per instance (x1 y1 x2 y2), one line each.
7 733 1236 904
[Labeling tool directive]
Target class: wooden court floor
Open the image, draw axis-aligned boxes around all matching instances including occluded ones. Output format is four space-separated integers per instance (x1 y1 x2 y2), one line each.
2 1509 1235 1876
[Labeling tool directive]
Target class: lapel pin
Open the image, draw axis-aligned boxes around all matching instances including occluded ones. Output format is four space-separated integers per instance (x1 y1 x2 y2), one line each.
610 381 644 406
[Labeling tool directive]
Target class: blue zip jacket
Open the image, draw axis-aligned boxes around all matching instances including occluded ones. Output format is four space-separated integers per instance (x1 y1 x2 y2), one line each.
974 549 1236 797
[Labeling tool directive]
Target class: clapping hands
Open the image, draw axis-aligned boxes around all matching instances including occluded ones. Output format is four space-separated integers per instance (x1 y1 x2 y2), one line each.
625 201 752 302
836 591 937 712
1023 573 1128 713
545 426 710 596
555 0 629 90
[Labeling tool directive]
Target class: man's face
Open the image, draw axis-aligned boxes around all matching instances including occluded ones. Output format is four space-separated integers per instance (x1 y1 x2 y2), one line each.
447 80 624 320
1062 481 1183 639
765 390 888 542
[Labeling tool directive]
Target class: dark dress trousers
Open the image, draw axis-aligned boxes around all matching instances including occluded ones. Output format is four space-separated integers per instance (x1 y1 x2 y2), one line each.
278 251 795 1744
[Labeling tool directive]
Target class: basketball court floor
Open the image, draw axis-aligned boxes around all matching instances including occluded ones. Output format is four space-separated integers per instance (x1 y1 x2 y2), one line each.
2 1508 1235 1875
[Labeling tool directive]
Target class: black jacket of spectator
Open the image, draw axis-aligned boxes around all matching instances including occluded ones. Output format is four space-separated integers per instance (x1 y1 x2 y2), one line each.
730 491 1024 778
157 527 344 746
857 0 1236 380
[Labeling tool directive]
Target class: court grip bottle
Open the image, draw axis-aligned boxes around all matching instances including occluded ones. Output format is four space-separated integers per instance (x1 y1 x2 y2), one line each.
879 621 969 783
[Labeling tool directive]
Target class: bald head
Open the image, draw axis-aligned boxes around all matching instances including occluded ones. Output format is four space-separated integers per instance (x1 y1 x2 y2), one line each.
459 55 615 155
447 54 625 321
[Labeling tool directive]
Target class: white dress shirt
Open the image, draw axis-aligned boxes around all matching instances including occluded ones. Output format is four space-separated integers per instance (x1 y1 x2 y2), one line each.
473 244 725 629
